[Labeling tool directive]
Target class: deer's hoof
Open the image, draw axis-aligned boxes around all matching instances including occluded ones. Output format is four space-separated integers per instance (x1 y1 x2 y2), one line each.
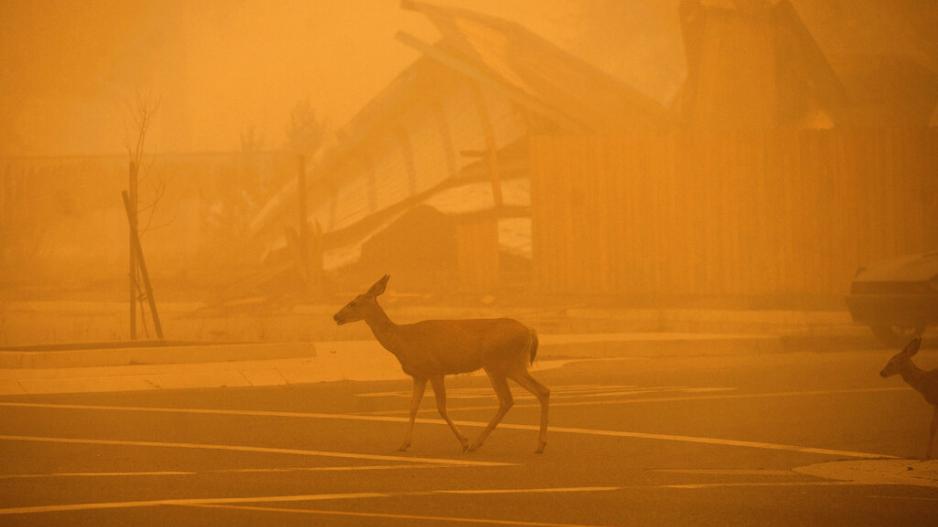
535 442 547 454
397 443 411 452
467 441 482 453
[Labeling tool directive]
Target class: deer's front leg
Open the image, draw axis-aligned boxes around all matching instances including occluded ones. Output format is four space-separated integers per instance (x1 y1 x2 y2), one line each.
430 376 469 451
399 377 427 452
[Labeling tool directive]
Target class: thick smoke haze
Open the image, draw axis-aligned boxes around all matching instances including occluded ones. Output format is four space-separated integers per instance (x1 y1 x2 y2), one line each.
2 0 681 156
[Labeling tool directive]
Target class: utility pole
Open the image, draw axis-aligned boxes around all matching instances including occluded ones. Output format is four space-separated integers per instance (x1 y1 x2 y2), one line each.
128 160 138 340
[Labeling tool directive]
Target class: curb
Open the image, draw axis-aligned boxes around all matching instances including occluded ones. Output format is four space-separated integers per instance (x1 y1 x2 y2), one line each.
0 333 784 396
537 333 782 358
0 342 317 369
795 459 938 488
0 333 783 370
1 301 873 348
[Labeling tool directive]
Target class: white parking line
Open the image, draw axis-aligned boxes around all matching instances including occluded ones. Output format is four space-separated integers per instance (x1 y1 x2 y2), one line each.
0 471 194 479
0 435 511 467
0 486 622 517
664 481 856 489
0 482 882 517
357 385 731 401
0 400 893 459
651 469 796 476
487 423 893 459
0 491 388 516
0 464 458 480
187 503 614 527
367 387 911 416
227 464 461 474
438 486 620 495
869 495 938 502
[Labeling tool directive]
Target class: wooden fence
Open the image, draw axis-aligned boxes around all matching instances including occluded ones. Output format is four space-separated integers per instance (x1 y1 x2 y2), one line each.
530 129 938 298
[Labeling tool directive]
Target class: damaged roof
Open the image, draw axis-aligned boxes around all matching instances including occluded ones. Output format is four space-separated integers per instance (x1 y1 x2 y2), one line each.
250 0 670 268
401 0 668 132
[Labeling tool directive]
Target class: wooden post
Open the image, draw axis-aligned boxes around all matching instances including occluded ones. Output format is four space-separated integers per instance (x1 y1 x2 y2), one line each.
296 155 310 291
122 190 163 339
359 153 378 212
128 161 138 340
310 220 323 294
432 99 457 179
469 83 504 208
395 126 418 196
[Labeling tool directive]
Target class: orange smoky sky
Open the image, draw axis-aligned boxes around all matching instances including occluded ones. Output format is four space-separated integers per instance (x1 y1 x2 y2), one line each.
0 0 685 157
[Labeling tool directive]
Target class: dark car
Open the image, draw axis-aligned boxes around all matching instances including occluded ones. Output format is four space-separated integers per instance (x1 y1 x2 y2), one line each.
846 250 938 346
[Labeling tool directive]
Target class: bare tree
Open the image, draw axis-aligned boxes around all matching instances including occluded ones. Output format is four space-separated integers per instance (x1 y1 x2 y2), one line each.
123 91 170 235
124 90 159 169
284 98 327 158
122 91 168 339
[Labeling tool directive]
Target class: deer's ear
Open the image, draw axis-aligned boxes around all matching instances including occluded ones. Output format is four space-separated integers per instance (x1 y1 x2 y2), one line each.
903 337 921 357
367 274 390 297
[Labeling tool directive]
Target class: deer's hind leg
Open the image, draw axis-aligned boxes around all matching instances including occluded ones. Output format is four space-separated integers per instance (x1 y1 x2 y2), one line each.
468 372 514 452
509 370 551 453
430 376 469 451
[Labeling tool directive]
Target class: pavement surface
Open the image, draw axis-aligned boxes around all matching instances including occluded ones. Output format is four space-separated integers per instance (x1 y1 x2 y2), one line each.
1 346 938 526
0 333 781 395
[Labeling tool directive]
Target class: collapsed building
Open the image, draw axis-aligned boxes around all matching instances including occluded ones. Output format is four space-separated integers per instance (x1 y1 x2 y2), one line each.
248 0 938 300
3 0 934 306
247 0 667 295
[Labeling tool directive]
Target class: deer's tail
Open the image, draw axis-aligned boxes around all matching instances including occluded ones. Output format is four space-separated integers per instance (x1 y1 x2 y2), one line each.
528 330 539 365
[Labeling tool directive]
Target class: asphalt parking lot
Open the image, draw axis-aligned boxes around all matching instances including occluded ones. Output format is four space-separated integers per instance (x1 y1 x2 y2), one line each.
1 347 937 526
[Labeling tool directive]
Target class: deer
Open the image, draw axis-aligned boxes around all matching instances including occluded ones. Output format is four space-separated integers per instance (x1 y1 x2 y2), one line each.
333 275 550 453
879 337 938 460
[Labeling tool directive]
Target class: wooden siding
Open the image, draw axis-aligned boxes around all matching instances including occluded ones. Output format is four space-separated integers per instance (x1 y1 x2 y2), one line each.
456 216 500 292
530 129 938 297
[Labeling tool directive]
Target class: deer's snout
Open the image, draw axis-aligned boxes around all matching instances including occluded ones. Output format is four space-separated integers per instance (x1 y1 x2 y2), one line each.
879 369 888 378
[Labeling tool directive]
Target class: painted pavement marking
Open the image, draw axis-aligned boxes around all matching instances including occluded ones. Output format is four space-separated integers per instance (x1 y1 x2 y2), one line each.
0 470 194 479
357 384 732 401
186 503 616 527
0 400 893 459
0 486 622 517
0 464 459 480
663 481 857 489
650 469 797 476
0 491 388 516
368 386 911 416
0 482 896 517
0 434 511 467
868 495 938 502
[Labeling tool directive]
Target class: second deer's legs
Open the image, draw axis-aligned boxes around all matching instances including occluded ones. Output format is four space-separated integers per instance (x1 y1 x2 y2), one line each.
468 372 513 452
927 406 938 460
509 370 551 453
399 377 427 451
430 376 469 451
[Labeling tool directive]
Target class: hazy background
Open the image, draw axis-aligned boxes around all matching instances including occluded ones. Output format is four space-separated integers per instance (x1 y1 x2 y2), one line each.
1 1 935 344
0 0 687 156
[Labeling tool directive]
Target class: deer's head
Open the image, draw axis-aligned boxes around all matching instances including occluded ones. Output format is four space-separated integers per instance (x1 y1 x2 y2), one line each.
880 337 921 378
333 274 390 326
